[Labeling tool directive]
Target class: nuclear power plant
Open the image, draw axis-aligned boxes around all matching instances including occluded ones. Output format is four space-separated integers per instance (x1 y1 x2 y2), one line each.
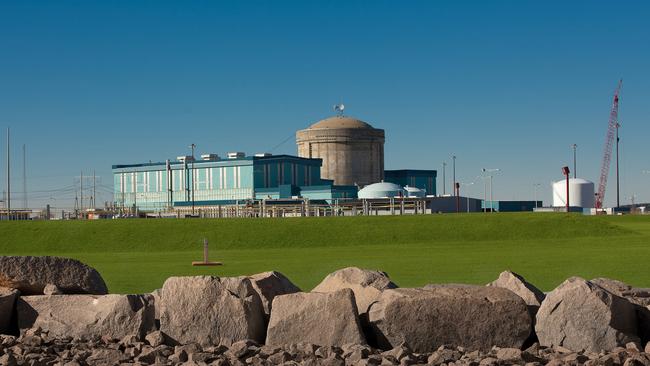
296 115 385 186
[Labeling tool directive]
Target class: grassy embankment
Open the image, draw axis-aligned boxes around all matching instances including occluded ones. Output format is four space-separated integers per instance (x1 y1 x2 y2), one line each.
1 213 649 294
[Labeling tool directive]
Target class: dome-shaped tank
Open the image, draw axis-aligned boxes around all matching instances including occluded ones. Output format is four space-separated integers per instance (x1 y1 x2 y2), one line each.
358 182 405 199
404 185 425 198
552 178 595 208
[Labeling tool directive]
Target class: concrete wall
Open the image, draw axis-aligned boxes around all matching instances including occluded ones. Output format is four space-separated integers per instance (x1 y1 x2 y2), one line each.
296 128 384 186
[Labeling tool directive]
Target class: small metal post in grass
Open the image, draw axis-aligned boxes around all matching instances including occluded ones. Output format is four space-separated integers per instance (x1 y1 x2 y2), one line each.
192 238 223 266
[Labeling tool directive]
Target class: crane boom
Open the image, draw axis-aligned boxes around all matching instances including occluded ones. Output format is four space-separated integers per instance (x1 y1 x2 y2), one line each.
595 80 622 209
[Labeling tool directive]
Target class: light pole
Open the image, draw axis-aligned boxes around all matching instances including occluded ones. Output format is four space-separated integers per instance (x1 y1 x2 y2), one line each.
479 175 488 213
571 144 577 179
533 183 541 209
189 144 196 215
460 182 475 212
452 156 457 197
481 168 500 213
442 162 447 195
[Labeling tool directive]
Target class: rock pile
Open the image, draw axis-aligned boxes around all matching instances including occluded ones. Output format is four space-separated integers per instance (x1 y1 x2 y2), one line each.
2 330 650 366
1 256 650 365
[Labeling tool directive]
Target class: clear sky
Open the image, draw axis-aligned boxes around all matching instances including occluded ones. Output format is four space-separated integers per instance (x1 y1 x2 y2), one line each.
1 1 649 210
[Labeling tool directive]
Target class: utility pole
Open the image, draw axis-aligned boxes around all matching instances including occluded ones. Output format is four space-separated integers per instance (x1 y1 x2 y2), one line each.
93 170 96 209
5 127 10 220
442 162 446 195
452 155 456 197
572 144 577 179
80 170 83 216
22 144 27 209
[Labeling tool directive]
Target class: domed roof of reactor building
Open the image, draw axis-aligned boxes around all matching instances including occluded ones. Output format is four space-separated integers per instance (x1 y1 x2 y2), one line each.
358 182 405 199
308 116 375 130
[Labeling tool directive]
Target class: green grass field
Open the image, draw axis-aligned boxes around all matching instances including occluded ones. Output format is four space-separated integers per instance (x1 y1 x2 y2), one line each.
1 213 649 294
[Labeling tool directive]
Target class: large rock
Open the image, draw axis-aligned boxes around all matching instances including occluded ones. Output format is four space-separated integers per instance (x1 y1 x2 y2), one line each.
159 276 265 346
368 285 532 352
16 294 155 339
266 288 366 347
0 287 19 334
590 278 650 307
535 277 639 352
487 271 545 310
241 271 301 317
0 256 108 295
150 288 161 322
312 267 397 316
591 278 650 345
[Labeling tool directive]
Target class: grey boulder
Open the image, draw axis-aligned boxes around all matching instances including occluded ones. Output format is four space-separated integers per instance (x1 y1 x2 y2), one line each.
590 278 650 306
150 288 161 321
16 294 155 339
241 271 301 317
535 277 639 352
266 288 366 347
0 287 19 334
368 285 532 352
487 271 545 310
159 276 265 346
312 267 397 316
591 277 650 345
0 256 108 295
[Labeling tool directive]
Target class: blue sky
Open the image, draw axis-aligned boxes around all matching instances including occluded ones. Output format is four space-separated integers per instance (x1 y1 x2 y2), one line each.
1 1 649 210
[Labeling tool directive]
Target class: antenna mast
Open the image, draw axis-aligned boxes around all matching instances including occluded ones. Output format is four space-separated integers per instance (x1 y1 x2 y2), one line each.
5 128 10 218
595 80 622 209
334 103 345 117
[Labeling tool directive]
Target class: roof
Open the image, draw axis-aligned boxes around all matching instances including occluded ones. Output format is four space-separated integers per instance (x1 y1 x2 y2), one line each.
308 116 374 130
553 178 595 185
112 154 323 170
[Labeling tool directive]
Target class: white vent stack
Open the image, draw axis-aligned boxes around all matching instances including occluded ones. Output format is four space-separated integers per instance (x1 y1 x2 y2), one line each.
227 152 245 159
201 154 220 161
176 155 195 163
552 178 595 208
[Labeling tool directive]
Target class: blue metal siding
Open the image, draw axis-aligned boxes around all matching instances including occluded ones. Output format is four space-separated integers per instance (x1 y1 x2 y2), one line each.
240 166 253 189
114 154 345 211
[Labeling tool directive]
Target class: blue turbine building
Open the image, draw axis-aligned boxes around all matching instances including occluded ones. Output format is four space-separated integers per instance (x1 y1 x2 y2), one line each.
112 153 358 211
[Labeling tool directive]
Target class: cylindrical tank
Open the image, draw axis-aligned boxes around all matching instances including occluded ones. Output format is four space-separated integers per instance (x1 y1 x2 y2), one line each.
552 178 595 208
296 116 385 186
358 182 404 199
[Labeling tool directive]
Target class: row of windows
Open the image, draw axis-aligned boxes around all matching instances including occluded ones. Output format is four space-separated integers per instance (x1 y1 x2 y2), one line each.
260 163 313 188
115 166 248 194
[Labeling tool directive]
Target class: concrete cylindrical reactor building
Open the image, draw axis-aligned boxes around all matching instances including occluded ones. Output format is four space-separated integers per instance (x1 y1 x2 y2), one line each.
552 178 595 208
296 116 385 186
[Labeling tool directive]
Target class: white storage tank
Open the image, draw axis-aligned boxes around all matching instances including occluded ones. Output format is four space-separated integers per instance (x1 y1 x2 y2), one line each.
358 182 405 199
552 178 595 208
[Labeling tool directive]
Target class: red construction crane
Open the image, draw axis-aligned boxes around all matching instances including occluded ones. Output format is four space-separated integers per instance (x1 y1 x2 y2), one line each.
595 80 622 209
